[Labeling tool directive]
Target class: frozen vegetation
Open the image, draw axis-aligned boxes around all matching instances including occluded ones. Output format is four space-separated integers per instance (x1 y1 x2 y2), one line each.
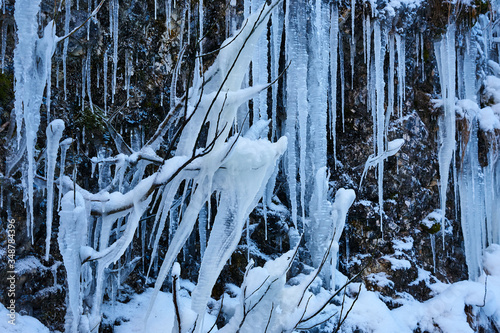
1 0 500 332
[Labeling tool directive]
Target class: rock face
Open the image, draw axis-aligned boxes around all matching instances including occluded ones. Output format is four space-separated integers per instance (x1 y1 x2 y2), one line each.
0 0 500 332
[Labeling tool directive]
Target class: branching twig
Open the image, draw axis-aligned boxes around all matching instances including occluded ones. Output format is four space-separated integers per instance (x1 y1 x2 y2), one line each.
173 274 182 333
264 303 274 333
58 0 107 43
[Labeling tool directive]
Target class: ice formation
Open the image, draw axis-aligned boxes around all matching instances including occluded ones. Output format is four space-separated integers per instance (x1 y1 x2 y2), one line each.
9 0 500 332
58 191 88 333
45 119 65 261
434 23 456 246
14 0 58 241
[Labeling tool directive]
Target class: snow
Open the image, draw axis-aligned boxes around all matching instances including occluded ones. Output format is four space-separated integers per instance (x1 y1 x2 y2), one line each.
0 303 49 333
15 256 44 274
393 237 414 251
483 244 500 276
102 288 218 333
382 255 412 270
479 106 500 131
367 272 394 288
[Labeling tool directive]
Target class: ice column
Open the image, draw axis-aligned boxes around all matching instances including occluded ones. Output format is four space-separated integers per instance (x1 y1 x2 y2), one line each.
112 0 119 103
252 0 269 121
396 33 406 118
330 3 339 161
14 1 57 240
284 0 308 227
309 0 329 173
459 120 486 281
434 23 456 245
374 21 386 231
45 120 65 261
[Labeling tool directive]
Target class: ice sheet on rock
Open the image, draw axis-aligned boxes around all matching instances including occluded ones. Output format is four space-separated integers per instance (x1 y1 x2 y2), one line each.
45 119 65 261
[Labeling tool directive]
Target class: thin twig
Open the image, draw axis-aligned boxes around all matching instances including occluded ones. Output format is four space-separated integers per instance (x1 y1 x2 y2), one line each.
58 0 107 43
264 303 275 333
207 294 224 333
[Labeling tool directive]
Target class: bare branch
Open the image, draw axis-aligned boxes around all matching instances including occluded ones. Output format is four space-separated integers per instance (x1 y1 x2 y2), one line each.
173 274 182 333
264 303 274 333
58 0 107 43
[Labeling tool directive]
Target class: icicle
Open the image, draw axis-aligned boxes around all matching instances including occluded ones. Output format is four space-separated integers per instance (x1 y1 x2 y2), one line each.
246 217 250 261
1 21 6 74
434 23 456 248
309 0 329 173
179 5 186 49
86 48 94 113
165 0 171 33
45 120 65 261
374 21 386 232
396 33 405 118
199 203 207 259
63 0 71 100
285 2 308 225
420 32 425 81
56 61 60 89
154 0 157 20
46 40 53 123
103 49 108 114
485 150 500 245
430 234 436 273
271 3 283 141
463 35 476 100
81 57 86 111
58 191 88 333
386 33 395 132
251 0 268 121
87 0 91 41
14 1 57 241
459 119 486 281
350 0 355 85
112 0 119 104
339 32 345 132
284 0 302 228
125 51 130 107
170 46 186 108
199 0 204 54
415 32 419 68
330 3 339 162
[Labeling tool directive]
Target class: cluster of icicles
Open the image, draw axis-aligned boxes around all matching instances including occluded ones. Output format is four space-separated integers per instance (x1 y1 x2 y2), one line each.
8 0 500 332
